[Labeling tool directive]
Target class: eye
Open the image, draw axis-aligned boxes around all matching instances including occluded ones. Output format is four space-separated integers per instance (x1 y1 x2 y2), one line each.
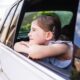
32 28 36 31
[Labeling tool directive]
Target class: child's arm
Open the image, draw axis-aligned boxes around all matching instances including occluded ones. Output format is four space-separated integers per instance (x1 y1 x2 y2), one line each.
14 41 29 53
27 44 71 59
14 42 71 59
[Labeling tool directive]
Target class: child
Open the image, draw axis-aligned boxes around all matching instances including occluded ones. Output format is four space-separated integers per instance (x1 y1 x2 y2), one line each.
14 14 73 69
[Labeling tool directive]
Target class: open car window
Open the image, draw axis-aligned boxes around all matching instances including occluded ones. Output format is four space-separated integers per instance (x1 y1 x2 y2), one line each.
14 10 74 75
13 0 79 78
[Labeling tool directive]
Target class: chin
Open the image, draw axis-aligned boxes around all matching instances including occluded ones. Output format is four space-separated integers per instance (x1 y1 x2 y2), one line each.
29 41 37 45
29 40 45 45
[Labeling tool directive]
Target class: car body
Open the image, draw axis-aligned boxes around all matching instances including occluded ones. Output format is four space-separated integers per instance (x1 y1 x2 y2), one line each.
0 0 79 80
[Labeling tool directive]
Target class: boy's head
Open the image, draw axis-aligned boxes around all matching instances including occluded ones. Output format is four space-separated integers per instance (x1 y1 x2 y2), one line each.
28 14 61 45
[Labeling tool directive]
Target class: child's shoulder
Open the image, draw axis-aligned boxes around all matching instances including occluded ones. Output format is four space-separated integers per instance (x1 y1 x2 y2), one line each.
49 40 73 48
49 40 72 44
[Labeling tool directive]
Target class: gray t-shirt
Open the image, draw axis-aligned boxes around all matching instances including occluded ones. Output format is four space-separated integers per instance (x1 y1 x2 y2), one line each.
42 40 73 69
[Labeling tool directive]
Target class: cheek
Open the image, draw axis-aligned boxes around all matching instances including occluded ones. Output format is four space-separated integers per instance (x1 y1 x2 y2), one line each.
36 32 44 38
36 33 46 42
30 31 47 44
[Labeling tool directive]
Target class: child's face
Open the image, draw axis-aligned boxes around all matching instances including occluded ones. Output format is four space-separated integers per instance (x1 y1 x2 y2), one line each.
28 20 51 45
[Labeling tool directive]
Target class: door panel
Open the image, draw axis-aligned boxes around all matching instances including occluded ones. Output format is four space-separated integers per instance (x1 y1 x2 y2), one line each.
0 43 65 80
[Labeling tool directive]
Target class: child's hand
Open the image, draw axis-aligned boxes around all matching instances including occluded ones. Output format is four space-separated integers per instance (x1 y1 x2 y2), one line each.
14 41 29 53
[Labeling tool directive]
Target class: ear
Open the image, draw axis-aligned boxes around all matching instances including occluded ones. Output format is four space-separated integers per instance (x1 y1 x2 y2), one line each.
45 31 53 40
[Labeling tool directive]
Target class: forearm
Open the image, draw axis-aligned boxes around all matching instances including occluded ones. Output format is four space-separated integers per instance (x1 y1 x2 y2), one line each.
27 45 52 59
27 44 69 59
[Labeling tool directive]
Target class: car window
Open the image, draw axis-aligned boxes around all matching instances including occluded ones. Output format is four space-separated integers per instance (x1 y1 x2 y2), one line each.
3 0 78 77
16 11 74 73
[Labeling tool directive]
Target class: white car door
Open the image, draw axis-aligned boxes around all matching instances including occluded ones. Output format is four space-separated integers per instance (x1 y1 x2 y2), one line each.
0 42 66 80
